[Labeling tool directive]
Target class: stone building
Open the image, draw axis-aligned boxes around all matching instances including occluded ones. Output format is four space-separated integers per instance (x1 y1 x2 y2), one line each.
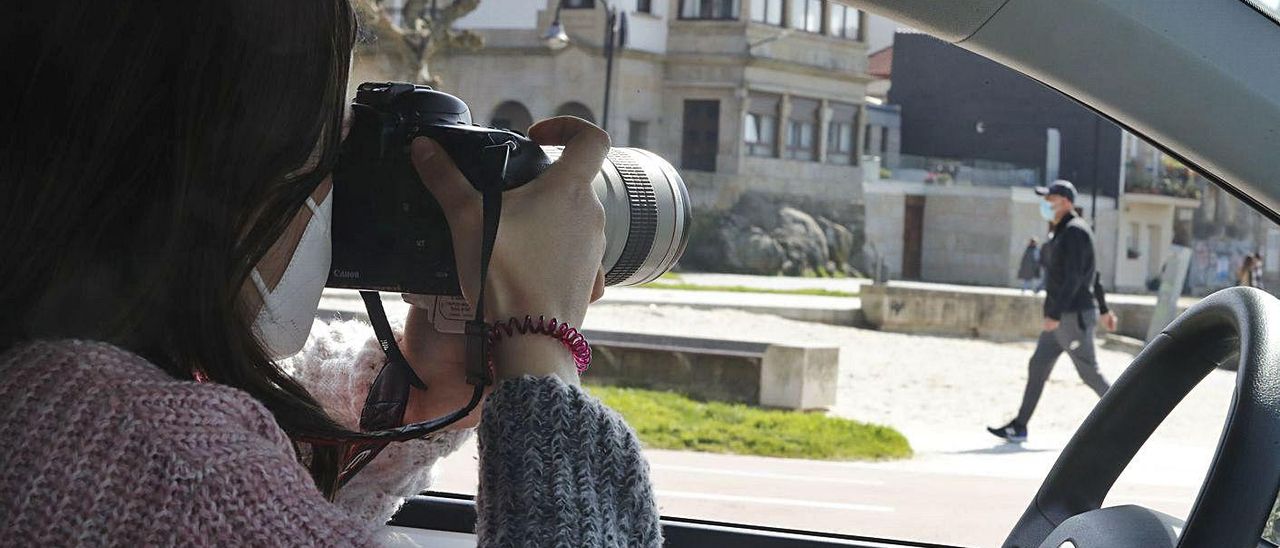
427 0 875 275
864 31 1201 292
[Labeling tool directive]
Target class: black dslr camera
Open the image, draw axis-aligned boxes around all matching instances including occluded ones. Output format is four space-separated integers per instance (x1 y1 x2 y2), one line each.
328 82 690 296
327 82 551 296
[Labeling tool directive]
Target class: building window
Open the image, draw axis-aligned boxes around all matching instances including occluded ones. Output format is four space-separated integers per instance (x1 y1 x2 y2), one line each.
826 102 857 165
786 97 819 161
628 120 649 148
679 0 740 19
827 4 860 39
682 100 720 172
637 0 653 13
564 0 595 8
744 113 778 157
555 101 596 123
862 124 874 154
744 93 780 157
489 101 534 133
880 125 889 154
1127 222 1141 258
789 0 822 33
750 0 783 25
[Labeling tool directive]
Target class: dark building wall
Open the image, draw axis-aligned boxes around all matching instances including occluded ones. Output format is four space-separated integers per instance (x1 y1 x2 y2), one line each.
888 33 1122 198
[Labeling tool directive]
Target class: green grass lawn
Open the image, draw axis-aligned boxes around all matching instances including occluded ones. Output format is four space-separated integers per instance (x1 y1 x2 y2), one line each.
586 384 912 461
638 281 860 298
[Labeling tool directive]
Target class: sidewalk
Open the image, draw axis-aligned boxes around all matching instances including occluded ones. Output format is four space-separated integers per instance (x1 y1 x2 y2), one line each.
318 274 1200 333
662 272 871 294
318 285 866 327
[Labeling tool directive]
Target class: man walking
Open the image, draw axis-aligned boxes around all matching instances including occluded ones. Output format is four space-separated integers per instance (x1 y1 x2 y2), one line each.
989 180 1111 442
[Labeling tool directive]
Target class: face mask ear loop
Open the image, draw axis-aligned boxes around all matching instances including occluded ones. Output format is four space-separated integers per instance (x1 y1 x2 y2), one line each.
250 269 271 300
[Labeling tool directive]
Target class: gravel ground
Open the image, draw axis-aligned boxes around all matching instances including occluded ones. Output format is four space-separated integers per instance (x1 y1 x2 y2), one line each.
584 304 1235 448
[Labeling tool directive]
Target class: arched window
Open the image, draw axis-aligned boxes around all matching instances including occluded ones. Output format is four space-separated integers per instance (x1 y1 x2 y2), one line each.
489 101 533 132
554 102 596 123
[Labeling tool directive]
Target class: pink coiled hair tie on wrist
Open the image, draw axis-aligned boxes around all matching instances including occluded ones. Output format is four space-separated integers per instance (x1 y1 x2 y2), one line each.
487 315 592 374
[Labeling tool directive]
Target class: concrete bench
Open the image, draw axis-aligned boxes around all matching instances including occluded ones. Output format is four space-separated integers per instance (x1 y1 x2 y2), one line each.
314 290 839 410
584 330 839 411
861 282 1192 342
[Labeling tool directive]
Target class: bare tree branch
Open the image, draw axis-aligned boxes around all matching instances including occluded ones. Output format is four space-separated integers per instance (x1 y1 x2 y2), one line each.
355 0 484 86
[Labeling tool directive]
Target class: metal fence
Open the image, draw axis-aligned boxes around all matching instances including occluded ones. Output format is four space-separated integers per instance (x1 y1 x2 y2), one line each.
891 154 1042 187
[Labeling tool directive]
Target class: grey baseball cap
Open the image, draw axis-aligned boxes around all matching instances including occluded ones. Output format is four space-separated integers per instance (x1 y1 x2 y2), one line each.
1035 179 1078 202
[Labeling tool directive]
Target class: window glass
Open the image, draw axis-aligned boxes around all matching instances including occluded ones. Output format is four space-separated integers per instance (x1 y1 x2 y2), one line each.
745 93 780 157
681 0 740 19
637 0 653 14
790 0 822 32
751 0 783 25
786 97 818 160
826 4 859 39
348 7 1279 548
827 102 857 165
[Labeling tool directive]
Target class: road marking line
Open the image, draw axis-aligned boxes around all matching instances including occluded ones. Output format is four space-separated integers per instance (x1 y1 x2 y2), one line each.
655 490 893 513
650 464 884 486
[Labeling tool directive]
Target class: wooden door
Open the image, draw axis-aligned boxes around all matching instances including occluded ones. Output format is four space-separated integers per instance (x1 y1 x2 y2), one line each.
681 100 719 172
903 196 925 279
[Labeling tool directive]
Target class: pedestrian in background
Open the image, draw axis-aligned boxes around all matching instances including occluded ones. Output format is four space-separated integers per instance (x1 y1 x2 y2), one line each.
1252 253 1266 290
988 180 1111 443
1018 238 1041 293
1239 254 1264 288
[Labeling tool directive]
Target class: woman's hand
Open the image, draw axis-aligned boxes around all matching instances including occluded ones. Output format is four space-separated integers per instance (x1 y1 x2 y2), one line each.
401 318 482 430
408 116 609 386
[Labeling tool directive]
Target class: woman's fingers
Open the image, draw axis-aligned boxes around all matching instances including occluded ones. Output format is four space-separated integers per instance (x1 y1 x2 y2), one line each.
527 116 610 190
410 137 479 219
590 268 606 303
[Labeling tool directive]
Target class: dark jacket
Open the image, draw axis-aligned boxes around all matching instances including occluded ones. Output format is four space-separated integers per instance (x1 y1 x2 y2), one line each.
1044 211 1097 320
1017 245 1040 280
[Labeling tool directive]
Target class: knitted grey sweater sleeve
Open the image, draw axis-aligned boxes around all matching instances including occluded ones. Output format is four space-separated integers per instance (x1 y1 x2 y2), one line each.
475 375 663 547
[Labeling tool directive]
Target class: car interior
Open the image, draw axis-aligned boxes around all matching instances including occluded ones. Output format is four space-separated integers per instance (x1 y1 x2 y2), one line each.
385 0 1280 546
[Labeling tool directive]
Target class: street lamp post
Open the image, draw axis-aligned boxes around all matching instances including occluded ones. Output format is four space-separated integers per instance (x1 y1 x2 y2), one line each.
542 0 627 131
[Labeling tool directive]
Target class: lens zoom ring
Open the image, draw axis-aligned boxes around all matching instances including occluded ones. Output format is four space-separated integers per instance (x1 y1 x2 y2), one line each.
605 150 657 285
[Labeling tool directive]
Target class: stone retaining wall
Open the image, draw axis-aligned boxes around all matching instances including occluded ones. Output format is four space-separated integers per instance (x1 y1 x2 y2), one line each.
861 283 1190 341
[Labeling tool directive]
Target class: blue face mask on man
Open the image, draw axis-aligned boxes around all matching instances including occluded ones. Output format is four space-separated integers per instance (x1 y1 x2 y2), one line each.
1039 201 1056 222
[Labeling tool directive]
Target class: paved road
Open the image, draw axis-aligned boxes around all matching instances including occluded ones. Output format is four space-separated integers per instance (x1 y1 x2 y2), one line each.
319 275 1221 546
429 433 1208 547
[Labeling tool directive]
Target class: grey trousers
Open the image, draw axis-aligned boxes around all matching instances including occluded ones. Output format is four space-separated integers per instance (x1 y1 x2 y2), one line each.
1014 309 1111 425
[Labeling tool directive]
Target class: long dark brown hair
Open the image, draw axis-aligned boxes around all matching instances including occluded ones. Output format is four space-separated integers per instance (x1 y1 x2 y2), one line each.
1 1 358 494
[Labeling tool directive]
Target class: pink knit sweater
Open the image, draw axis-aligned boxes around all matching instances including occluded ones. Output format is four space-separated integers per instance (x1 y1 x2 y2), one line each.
0 320 662 546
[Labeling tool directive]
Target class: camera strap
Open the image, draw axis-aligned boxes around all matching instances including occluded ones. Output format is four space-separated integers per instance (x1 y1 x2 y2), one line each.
330 141 512 496
465 142 515 387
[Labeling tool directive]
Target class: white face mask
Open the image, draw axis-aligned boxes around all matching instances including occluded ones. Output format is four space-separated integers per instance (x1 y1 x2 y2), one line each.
251 192 332 359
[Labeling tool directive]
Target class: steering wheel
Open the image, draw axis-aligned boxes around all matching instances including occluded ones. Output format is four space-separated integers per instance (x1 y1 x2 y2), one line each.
1002 287 1280 548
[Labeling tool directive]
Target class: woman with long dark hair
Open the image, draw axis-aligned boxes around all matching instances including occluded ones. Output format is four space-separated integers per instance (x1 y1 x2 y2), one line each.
0 1 659 545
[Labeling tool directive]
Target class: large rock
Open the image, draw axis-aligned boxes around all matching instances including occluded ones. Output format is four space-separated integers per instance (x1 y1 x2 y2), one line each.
728 225 786 273
773 207 830 276
683 211 785 275
817 216 855 273
681 194 865 277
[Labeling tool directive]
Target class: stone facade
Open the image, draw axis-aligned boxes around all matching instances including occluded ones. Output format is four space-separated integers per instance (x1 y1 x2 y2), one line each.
425 0 874 274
